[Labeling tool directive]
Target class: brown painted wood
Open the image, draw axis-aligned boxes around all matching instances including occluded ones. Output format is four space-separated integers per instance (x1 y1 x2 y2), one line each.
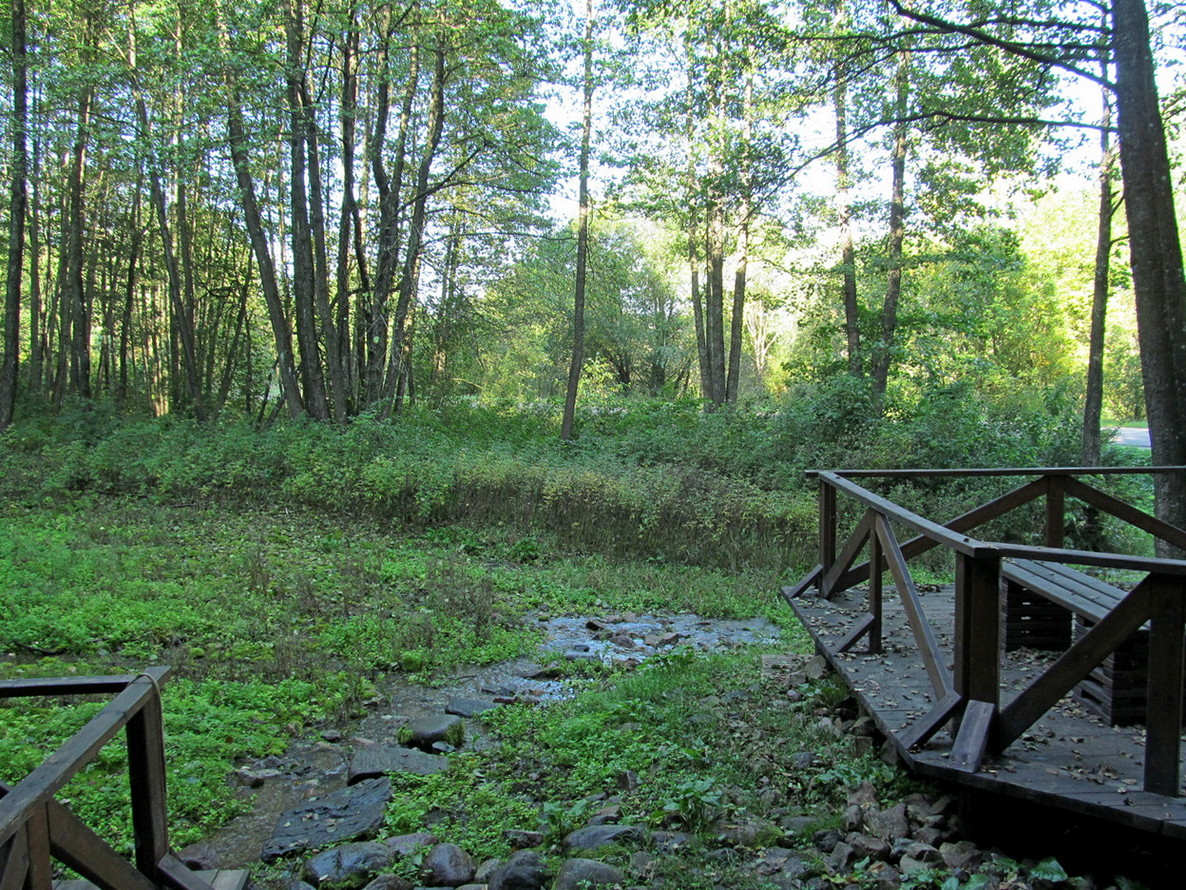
0 828 29 890
835 612 876 654
997 584 1152 747
780 564 821 604
954 552 1000 709
821 509 875 595
1045 476 1065 549
819 473 995 557
0 674 163 843
820 478 836 571
1064 476 1186 552
877 515 951 697
0 673 156 700
45 795 157 890
1143 575 1185 795
951 700 995 773
806 466 1186 479
26 806 52 890
156 854 223 890
127 692 170 877
897 691 962 750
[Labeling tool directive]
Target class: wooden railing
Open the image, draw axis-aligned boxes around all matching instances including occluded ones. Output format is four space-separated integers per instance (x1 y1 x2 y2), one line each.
0 667 215 890
790 467 1186 797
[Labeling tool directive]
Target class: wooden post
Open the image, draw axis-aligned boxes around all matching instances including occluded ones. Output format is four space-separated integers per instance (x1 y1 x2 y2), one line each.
1045 475 1066 549
1144 575 1184 796
869 528 883 654
820 478 837 595
954 551 1001 715
26 806 52 890
126 679 170 880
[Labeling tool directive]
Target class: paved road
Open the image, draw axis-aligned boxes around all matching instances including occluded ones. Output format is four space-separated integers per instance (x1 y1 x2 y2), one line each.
1114 427 1151 448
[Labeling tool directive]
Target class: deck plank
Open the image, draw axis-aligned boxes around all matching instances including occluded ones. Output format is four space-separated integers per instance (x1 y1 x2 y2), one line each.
789 584 1186 840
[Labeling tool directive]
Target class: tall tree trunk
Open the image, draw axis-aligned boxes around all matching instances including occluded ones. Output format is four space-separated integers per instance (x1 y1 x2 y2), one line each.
870 53 909 403
1 0 28 429
562 0 594 441
134 90 206 419
65 90 93 400
337 20 366 408
835 71 861 377
286 0 330 421
725 68 754 405
1112 0 1186 540
1082 87 1116 467
217 1 304 419
382 38 447 411
366 6 419 407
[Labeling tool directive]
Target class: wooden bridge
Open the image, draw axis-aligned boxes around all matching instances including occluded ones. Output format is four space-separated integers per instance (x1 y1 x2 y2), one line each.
0 668 246 890
784 468 1186 846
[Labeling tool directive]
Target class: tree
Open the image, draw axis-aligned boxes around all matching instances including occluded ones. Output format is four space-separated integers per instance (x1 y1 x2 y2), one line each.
562 0 596 441
2 0 29 429
889 0 1186 536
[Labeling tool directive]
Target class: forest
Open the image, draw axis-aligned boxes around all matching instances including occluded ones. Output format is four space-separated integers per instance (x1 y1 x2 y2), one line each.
2 3 1186 887
0 0 1182 450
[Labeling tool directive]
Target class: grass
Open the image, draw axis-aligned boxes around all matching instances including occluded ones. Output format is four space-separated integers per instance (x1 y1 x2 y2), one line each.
0 493 794 855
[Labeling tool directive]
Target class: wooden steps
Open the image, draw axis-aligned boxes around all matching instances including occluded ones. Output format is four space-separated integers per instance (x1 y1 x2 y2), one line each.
55 869 250 890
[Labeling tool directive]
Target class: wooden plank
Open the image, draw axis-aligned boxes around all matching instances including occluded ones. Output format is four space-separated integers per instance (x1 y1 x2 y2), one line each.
996 543 1186 575
780 564 822 603
835 613 875 654
27 806 53 890
806 466 1186 479
127 689 170 875
0 828 30 890
820 478 836 572
954 551 1000 709
1045 476 1065 549
819 472 995 557
877 515 951 697
997 584 1152 747
0 673 163 845
897 690 963 750
951 700 995 773
0 671 170 700
45 795 157 890
821 509 875 595
1064 476 1186 553
156 854 221 890
1144 575 1185 796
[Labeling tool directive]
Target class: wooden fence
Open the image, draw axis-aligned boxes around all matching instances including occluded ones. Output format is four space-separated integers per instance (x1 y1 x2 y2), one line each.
787 467 1186 797
0 667 216 890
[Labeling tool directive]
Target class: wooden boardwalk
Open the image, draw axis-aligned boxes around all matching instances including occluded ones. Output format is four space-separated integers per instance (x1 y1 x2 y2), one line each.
788 582 1186 840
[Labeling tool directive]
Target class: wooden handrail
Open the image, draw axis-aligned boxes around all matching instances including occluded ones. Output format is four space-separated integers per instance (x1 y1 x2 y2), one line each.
804 467 1186 796
0 668 214 890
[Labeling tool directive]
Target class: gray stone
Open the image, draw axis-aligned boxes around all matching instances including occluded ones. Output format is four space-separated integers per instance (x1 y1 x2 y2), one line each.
361 878 414 890
563 824 647 851
446 698 497 718
502 829 544 849
303 841 392 888
349 746 448 784
863 802 909 843
811 828 842 854
408 714 463 749
552 858 626 889
651 831 691 852
177 842 220 870
487 850 546 890
263 778 393 862
421 843 475 887
847 832 891 861
940 840 982 870
715 816 782 848
827 841 855 873
386 832 438 858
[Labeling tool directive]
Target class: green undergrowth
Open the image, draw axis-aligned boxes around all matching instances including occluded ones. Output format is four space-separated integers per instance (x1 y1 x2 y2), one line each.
382 646 893 881
0 494 792 854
